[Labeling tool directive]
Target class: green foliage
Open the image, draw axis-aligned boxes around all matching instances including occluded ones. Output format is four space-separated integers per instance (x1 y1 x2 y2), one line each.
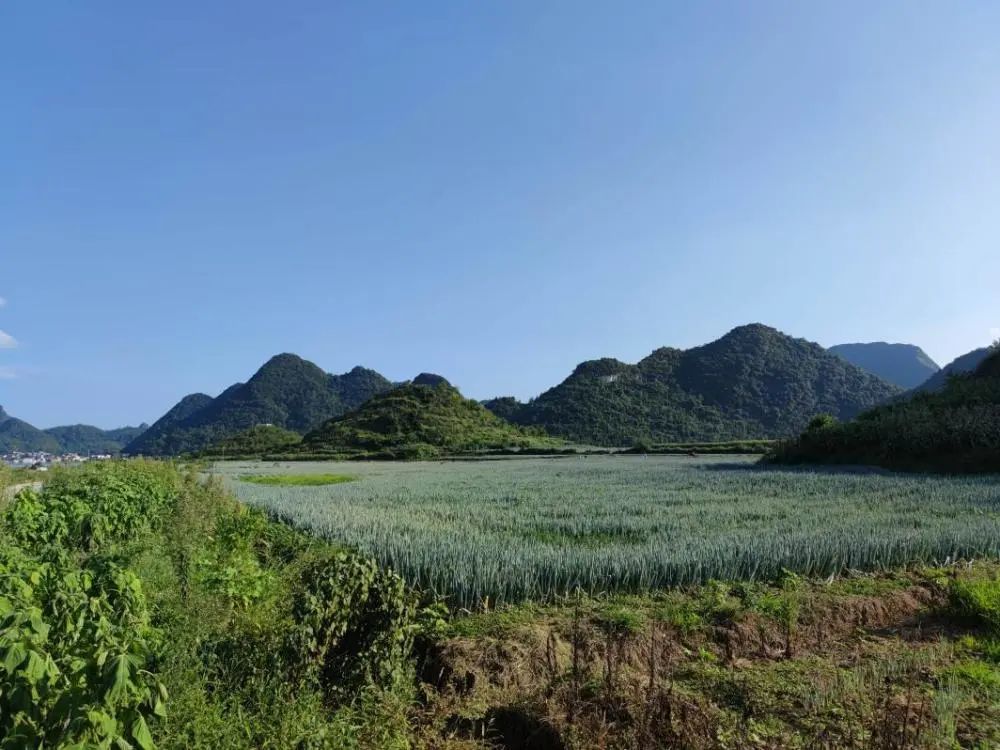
199 424 302 458
951 575 1000 630
0 552 167 749
240 473 355 486
0 459 445 748
770 348 1000 472
4 460 178 551
0 462 177 748
488 324 901 446
596 605 646 636
806 414 838 431
942 660 1000 695
127 356 392 456
915 346 994 393
285 552 420 700
299 380 562 458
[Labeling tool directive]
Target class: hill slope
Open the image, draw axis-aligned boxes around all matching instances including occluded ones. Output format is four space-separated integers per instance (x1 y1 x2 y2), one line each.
828 342 939 389
126 355 393 456
300 380 559 458
44 423 148 454
769 347 1000 473
487 325 902 446
0 407 62 453
914 347 993 393
199 424 303 458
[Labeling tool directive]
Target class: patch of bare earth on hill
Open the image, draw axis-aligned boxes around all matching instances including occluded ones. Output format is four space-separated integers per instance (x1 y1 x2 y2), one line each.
415 571 999 749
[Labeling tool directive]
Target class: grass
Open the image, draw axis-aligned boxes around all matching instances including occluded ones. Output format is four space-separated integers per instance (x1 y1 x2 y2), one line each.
216 456 1000 608
238 473 356 486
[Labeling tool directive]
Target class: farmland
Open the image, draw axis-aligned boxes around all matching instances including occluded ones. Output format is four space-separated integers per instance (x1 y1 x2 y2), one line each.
6 458 1000 747
219 456 1000 608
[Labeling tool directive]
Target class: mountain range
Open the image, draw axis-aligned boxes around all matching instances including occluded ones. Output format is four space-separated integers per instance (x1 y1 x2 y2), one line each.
124 354 394 455
827 342 939 389
8 325 992 457
483 324 904 445
0 406 147 455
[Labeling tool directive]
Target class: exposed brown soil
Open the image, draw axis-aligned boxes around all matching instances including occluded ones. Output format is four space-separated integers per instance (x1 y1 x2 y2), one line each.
417 573 991 750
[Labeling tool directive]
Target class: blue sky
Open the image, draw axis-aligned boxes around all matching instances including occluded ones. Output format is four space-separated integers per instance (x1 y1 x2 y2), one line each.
2 2 999 428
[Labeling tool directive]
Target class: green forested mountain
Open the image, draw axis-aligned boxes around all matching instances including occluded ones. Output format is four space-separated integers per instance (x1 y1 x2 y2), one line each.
299 379 560 458
828 342 939 389
913 347 993 393
0 406 62 453
123 393 214 455
44 423 148 454
0 406 145 454
485 324 902 446
770 347 1000 473
125 355 393 456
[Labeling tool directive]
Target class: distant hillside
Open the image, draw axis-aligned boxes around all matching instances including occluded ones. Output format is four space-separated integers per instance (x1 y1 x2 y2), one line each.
828 342 939 389
299 379 560 459
913 347 993 393
485 324 902 446
770 347 1000 473
0 406 61 453
125 355 393 456
0 406 145 454
199 424 302 458
44 423 148 454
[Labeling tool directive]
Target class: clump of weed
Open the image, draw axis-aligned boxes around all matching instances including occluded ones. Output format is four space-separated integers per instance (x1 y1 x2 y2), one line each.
951 575 1000 630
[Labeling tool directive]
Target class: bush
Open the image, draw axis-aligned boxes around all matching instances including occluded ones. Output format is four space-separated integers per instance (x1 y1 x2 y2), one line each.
806 414 838 431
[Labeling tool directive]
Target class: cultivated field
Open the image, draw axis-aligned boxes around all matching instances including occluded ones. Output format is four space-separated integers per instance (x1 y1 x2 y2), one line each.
217 456 1000 607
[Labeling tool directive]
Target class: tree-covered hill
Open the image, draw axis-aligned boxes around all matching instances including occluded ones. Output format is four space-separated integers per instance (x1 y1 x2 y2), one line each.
44 423 148 454
125 355 393 456
299 379 561 459
913 346 993 393
0 406 62 453
0 406 146 454
828 342 939 389
769 346 1000 473
485 324 902 446
123 393 214 455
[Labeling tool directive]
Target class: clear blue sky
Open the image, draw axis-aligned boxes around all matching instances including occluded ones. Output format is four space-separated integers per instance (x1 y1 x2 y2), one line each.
2 2 999 428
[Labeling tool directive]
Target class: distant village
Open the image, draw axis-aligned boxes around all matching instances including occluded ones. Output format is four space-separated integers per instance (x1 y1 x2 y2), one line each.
1 450 114 470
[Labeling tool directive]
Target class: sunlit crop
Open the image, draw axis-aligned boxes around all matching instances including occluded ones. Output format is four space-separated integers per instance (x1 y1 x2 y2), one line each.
220 456 1000 607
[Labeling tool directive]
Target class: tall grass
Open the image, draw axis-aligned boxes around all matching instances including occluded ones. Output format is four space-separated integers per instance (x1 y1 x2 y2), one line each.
218 456 1000 608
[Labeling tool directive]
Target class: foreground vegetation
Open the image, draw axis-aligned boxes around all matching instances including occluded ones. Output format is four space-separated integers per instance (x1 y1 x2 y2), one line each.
770 347 1000 473
7 458 1000 747
222 456 1000 608
0 461 443 748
